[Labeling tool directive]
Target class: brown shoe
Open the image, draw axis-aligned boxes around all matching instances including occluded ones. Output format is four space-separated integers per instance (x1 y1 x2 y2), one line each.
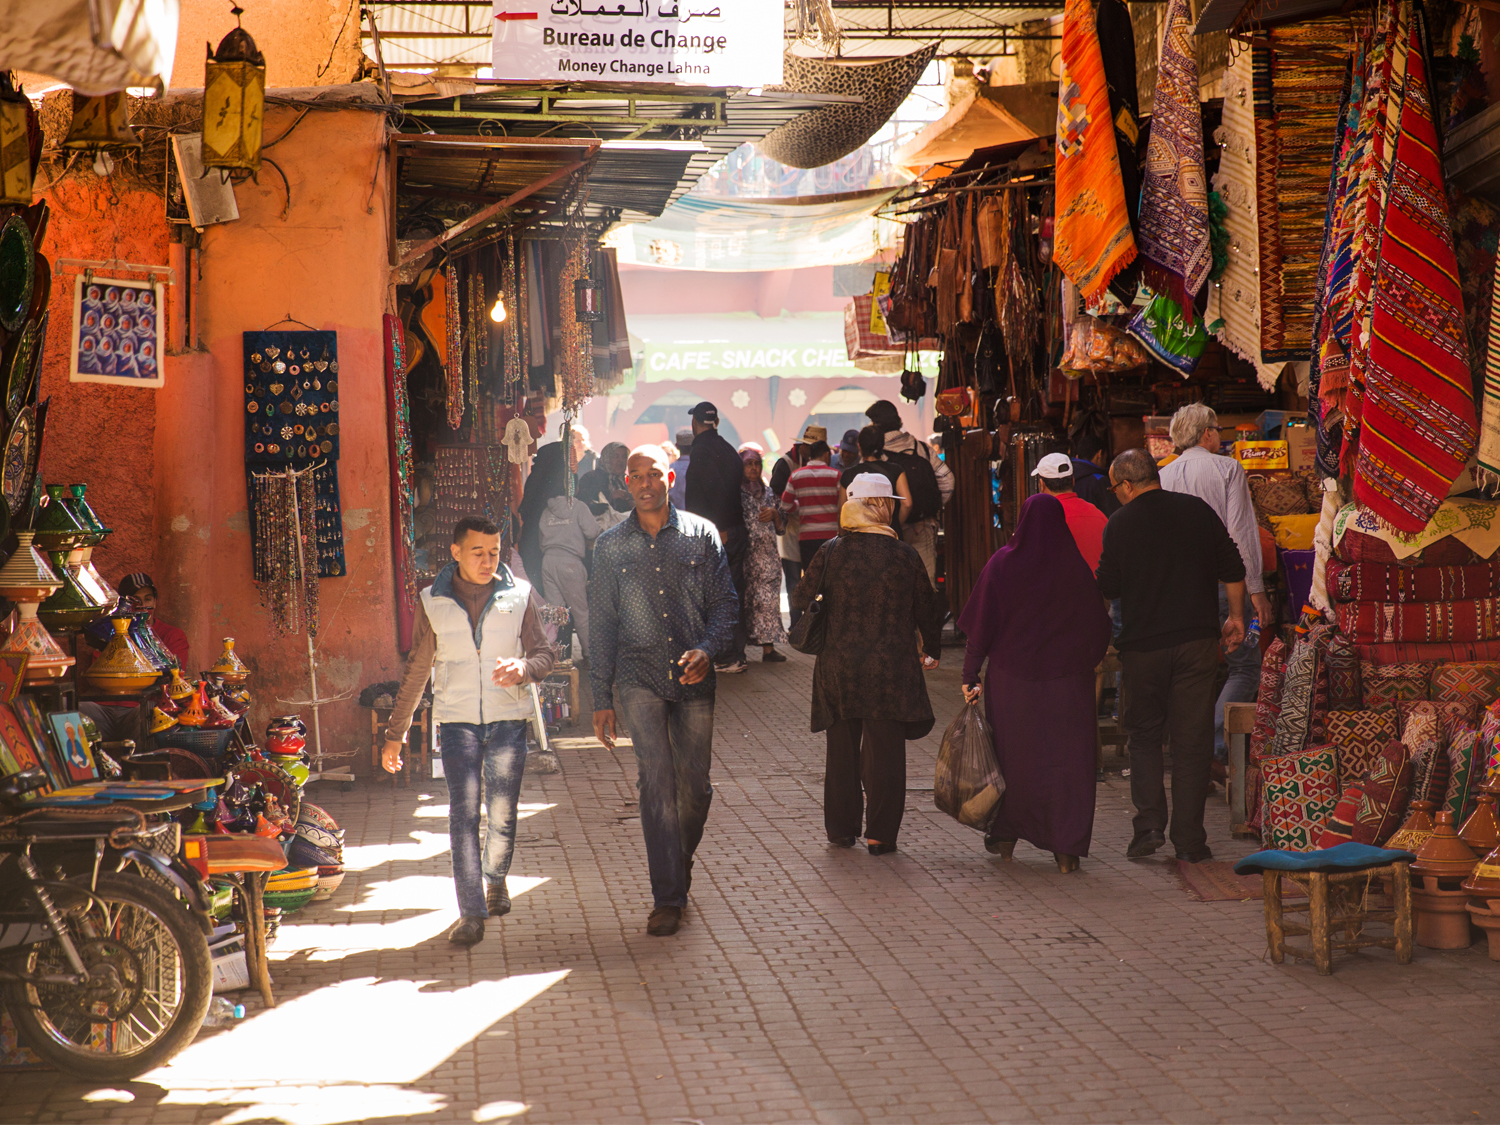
486 880 511 917
646 906 682 936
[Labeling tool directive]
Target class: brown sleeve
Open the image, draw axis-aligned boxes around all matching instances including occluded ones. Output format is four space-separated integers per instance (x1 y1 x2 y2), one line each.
520 593 557 684
385 604 436 743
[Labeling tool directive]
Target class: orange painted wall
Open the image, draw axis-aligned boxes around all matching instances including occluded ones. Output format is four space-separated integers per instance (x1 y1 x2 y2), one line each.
35 102 399 764
171 0 365 91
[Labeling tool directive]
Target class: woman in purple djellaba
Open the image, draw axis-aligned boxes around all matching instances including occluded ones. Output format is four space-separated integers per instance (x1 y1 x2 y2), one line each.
959 491 1111 873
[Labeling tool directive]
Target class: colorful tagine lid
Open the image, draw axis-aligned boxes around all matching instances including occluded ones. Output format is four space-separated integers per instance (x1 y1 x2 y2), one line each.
0 530 60 601
84 617 160 695
38 549 105 629
210 636 250 683
1412 809 1480 881
67 483 110 537
31 484 92 551
1460 782 1500 856
1387 799 1437 853
149 706 178 734
166 666 194 700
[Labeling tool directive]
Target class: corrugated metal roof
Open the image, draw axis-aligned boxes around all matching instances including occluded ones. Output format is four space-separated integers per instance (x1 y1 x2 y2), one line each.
1192 0 1342 35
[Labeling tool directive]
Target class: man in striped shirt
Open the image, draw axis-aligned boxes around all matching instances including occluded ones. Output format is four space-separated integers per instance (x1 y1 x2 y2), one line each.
780 440 842 565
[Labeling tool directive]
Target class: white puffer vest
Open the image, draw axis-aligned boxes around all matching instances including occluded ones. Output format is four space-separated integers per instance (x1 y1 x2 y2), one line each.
421 573 532 725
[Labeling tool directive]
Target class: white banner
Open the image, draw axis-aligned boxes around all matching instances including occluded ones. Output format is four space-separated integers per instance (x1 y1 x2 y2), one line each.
491 0 783 87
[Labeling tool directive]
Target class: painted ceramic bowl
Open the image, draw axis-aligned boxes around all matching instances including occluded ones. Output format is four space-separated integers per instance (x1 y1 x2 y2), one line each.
297 803 343 838
311 866 344 900
294 822 341 853
286 837 340 871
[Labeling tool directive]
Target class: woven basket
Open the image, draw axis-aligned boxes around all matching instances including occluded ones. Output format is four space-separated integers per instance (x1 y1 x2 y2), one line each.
154 727 238 758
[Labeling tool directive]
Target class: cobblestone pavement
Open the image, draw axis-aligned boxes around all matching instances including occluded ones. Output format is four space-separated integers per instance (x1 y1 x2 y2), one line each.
6 651 1500 1124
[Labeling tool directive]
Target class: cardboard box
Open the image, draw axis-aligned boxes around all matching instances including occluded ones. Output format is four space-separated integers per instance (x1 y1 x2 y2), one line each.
1232 440 1290 471
1285 422 1317 470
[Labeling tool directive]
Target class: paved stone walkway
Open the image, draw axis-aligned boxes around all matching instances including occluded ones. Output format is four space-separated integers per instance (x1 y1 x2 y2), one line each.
6 651 1500 1124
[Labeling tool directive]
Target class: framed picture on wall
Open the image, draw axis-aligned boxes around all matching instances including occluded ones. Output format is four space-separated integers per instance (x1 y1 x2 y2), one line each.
47 711 96 784
69 276 165 388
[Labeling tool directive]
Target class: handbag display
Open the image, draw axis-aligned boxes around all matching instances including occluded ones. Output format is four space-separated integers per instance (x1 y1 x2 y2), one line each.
787 538 841 656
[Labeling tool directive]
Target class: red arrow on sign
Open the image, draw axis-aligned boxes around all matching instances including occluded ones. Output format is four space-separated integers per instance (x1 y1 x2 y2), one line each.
495 11 539 18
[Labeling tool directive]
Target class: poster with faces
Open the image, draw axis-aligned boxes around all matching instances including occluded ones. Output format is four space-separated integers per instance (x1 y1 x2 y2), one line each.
69 276 165 388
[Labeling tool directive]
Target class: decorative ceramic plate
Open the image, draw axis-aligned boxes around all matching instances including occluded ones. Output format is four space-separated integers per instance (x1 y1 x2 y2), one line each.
0 403 35 518
230 759 302 826
6 309 42 423
0 216 33 333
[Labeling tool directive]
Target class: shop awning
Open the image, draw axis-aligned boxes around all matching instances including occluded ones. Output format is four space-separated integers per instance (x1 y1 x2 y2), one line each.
607 187 900 271
893 91 1040 177
0 0 179 94
1193 0 1343 34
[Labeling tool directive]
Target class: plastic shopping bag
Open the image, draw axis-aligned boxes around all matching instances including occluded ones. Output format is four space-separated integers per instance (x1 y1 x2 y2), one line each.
934 701 1005 831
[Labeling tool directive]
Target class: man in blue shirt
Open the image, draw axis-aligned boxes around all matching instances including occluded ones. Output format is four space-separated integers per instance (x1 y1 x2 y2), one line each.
589 444 738 936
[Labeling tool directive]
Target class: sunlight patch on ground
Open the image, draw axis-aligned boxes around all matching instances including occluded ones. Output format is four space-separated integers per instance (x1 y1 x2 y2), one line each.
81 1089 135 1103
143 973 569 1125
340 830 452 871
473 1101 529 1122
411 802 556 820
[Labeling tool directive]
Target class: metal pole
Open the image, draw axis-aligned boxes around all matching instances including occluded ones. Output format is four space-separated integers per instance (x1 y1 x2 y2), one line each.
286 467 324 772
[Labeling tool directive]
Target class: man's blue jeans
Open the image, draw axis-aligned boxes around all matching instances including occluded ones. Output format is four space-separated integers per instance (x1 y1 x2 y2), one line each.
615 684 715 909
440 720 529 919
1215 586 1263 763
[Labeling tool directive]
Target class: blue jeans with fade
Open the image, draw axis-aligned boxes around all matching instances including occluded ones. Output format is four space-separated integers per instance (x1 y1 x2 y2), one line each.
615 684 715 909
440 720 529 919
1215 586 1263 763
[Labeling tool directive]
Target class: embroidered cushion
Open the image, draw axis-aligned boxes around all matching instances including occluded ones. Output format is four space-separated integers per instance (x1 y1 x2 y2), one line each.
1429 661 1500 707
1399 702 1447 802
1397 698 1477 744
1250 476 1312 528
1324 709 1398 787
1337 528 1479 567
1359 661 1434 711
1482 699 1500 783
1323 633 1361 709
1316 740 1413 848
1444 726 1482 822
1262 744 1342 852
1336 599 1500 644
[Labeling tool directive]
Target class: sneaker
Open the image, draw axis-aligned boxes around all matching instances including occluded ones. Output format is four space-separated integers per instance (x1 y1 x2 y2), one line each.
646 905 683 936
486 880 511 917
714 661 748 674
1126 829 1166 859
761 649 788 663
448 917 485 947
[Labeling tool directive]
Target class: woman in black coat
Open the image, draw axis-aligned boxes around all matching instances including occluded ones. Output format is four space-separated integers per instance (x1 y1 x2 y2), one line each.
792 474 946 855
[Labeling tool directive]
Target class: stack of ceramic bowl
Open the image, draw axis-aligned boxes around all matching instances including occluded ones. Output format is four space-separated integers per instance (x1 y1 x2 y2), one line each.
265 714 310 786
295 801 345 899
262 866 319 914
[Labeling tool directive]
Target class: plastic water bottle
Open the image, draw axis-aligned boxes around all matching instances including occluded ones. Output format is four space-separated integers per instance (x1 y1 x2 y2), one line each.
1245 617 1261 645
202 997 245 1027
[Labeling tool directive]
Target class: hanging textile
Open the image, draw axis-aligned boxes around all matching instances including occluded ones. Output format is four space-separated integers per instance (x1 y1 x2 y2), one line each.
1095 0 1142 304
1053 0 1136 304
1135 0 1210 309
445 259 464 428
1477 253 1500 490
1353 9 1477 533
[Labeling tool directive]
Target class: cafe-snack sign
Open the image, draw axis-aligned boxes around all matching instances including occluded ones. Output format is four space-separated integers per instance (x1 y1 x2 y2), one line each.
491 0 783 86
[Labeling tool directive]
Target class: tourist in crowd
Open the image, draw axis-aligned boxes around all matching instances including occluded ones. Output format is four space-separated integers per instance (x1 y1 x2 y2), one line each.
795 473 945 856
382 516 556 947
668 428 693 509
770 428 819 627
684 401 750 674
517 422 588 597
1030 453 1108 572
865 399 953 586
780 439 841 568
576 441 633 533
1095 449 1246 864
960 493 1110 873
1159 403 1271 779
539 487 601 664
738 447 789 663
590 445 738 936
1070 433 1120 518
837 429 861 470
837 424 911 526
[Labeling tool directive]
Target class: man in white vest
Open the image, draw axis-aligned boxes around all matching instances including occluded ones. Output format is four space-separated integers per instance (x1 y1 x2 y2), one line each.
383 515 556 947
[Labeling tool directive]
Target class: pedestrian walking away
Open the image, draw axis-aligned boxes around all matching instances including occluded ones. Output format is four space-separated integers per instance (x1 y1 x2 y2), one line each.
794 473 945 856
539 490 601 662
1095 448 1247 864
960 492 1111 873
684 400 750 674
837 424 912 528
738 447 789 662
780 439 841 571
770 428 819 628
382 516 557 947
1030 452 1108 572
590 444 739 936
1159 403 1272 776
865 398 954 586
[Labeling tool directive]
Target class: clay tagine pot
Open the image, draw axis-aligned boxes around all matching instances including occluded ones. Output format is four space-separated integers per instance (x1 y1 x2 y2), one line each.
1387 799 1437 853
210 636 250 685
0 530 61 604
84 617 161 695
1460 780 1500 856
1412 810 1479 950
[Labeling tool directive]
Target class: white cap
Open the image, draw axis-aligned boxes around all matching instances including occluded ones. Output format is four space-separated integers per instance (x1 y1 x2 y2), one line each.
848 472 894 499
1031 452 1074 480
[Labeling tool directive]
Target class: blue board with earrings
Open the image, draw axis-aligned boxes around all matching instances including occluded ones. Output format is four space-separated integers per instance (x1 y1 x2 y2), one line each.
243 329 346 578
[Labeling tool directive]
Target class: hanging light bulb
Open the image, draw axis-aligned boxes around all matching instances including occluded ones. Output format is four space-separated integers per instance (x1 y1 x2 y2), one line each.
489 292 507 324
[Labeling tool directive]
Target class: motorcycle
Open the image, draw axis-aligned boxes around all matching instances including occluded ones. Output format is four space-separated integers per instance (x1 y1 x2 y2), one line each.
0 767 214 1080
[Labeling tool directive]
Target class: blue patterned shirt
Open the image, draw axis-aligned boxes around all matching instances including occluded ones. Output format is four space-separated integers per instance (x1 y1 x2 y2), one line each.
588 505 739 710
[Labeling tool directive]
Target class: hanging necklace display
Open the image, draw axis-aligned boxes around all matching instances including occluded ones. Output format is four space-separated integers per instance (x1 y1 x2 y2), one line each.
501 236 521 406
467 266 487 423
384 313 419 608
444 259 464 429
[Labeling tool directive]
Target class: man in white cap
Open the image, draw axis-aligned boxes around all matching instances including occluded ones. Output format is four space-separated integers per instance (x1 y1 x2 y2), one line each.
1031 452 1108 573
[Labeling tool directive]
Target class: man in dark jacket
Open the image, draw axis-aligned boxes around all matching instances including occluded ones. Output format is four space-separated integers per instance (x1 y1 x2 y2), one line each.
684 401 748 673
1095 448 1246 866
1070 434 1120 518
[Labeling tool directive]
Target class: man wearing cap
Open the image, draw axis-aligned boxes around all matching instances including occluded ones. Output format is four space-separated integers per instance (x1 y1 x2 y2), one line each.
865 400 954 586
668 428 694 509
1031 453 1108 573
117 573 190 669
684 402 750 674
836 429 861 470
769 427 819 627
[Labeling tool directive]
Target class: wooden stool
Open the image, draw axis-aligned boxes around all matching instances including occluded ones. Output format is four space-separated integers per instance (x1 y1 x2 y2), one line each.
1262 860 1414 975
1224 700 1256 832
370 704 431 787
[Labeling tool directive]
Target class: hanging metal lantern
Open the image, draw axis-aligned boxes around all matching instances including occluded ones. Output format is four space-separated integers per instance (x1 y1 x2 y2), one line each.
63 91 139 150
0 75 32 206
202 5 266 174
573 276 602 323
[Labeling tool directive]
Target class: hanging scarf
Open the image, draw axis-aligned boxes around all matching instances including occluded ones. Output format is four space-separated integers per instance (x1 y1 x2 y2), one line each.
839 498 898 538
1135 0 1211 308
1053 0 1136 304
1353 7 1478 534
1479 253 1500 492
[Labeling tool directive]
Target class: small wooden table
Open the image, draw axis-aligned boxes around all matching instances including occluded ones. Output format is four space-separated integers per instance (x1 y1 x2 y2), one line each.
369 703 431 787
1263 861 1414 976
190 835 287 1009
1224 701 1257 835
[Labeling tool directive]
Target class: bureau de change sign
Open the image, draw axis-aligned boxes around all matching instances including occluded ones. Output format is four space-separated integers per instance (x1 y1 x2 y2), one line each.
491 0 784 87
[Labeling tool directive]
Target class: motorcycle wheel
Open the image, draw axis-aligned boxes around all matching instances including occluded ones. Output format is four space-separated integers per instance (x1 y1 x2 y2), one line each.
4 871 213 1080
